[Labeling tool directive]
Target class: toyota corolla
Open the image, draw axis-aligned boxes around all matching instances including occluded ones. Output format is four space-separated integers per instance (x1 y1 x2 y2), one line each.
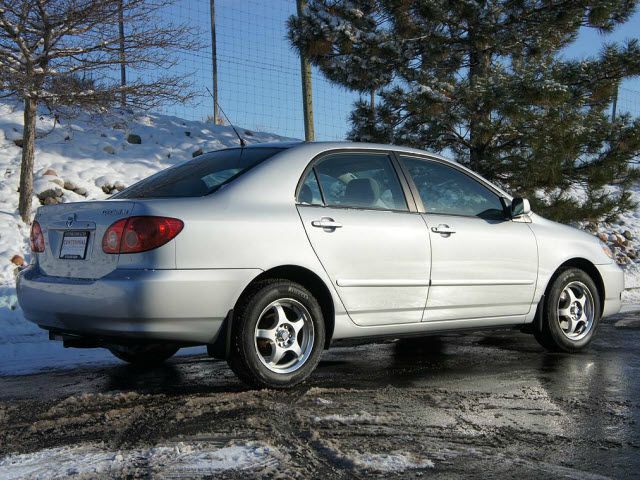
17 142 624 388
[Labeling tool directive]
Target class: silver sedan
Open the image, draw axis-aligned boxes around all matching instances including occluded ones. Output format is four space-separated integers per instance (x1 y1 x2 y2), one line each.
17 142 624 388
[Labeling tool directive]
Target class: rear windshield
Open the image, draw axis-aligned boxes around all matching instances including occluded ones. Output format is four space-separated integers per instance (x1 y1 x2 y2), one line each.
114 147 284 199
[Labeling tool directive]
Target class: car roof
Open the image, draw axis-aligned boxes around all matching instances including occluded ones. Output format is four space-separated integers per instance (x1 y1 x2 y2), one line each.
244 140 454 163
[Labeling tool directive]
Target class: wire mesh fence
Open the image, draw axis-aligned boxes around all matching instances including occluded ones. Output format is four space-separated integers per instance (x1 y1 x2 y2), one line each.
152 0 640 142
159 0 358 141
618 87 640 119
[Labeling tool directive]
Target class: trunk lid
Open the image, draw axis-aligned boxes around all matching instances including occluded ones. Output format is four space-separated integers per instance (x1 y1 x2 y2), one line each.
35 200 135 279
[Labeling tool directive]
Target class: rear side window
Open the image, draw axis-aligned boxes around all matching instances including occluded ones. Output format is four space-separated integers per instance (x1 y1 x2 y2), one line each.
115 147 284 199
400 156 506 220
312 152 408 211
298 170 323 205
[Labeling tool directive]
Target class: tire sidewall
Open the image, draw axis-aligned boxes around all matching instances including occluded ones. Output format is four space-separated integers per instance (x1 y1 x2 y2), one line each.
545 268 601 351
235 282 325 388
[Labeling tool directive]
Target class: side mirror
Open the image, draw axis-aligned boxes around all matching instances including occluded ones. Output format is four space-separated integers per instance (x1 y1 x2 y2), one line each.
510 197 531 217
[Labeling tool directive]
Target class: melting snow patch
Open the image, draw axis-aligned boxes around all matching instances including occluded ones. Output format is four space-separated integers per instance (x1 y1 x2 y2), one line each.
0 442 283 479
312 411 387 424
147 442 282 476
0 445 126 480
350 452 434 472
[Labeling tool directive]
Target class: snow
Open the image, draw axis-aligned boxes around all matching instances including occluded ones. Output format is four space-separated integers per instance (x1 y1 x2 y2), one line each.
349 452 435 472
0 97 290 376
0 442 283 479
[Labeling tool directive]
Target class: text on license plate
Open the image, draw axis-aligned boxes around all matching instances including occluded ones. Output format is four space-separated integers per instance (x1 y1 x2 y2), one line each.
59 231 89 260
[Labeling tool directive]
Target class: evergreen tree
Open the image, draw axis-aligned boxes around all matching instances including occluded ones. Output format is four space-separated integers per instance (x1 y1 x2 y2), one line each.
289 1 640 223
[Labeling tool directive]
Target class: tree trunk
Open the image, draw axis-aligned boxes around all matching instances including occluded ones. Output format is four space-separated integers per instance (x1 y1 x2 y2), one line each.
18 97 37 223
468 30 490 174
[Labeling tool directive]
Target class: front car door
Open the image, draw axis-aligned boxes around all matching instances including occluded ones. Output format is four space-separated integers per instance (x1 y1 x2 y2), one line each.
398 155 538 322
296 150 431 326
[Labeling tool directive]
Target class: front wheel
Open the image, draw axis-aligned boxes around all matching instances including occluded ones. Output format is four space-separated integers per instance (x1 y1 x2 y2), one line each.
534 268 601 352
108 344 179 366
228 279 325 389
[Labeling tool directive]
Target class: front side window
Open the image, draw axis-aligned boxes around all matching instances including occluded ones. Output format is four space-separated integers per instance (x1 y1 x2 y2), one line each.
400 156 505 220
115 147 285 199
312 152 408 211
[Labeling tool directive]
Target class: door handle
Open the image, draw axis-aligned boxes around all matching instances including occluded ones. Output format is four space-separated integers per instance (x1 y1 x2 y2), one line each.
431 224 456 235
312 217 343 230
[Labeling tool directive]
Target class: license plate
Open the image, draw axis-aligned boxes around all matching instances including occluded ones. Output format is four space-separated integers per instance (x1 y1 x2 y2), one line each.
59 231 89 260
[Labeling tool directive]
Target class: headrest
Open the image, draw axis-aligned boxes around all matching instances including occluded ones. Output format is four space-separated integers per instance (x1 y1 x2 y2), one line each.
343 177 380 207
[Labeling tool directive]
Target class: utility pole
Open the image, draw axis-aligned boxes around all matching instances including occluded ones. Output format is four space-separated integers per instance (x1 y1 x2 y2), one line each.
297 0 315 141
612 84 618 122
210 0 220 124
118 0 126 107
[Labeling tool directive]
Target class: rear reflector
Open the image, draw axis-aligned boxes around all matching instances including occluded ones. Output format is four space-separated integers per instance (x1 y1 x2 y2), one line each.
30 221 45 253
102 216 183 254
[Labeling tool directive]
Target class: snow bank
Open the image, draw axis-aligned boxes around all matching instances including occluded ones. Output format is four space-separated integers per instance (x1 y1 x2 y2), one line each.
0 97 289 375
0 442 284 479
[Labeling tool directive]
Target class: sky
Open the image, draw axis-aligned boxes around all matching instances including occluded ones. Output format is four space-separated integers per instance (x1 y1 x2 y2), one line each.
158 1 640 141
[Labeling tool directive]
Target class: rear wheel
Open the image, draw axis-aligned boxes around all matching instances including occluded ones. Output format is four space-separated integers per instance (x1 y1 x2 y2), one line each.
109 344 179 366
228 279 325 389
534 268 601 352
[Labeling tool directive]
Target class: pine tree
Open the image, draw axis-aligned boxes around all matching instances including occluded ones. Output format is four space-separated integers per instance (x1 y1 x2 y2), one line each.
288 1 640 223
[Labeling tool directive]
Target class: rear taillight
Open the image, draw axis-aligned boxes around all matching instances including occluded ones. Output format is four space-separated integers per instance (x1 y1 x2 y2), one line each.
30 221 45 253
102 216 183 254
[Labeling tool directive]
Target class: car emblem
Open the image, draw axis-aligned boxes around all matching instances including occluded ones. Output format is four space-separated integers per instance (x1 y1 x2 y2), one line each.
66 214 76 228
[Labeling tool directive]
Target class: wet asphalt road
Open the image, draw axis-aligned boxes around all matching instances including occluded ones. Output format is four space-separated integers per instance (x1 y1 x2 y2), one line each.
1 314 639 479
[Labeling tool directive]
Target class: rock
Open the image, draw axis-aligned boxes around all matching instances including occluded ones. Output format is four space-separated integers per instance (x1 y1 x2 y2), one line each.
63 180 77 191
126 133 142 144
244 130 254 137
43 196 59 205
114 181 126 192
103 145 115 155
102 184 113 194
624 230 633 241
100 133 107 138
50 178 64 187
37 188 63 202
42 169 58 177
112 122 126 130
185 131 191 137
74 187 88 196
64 135 70 141
10 254 25 266
13 138 23 148
192 148 203 158
597 232 608 242
628 250 637 260
615 234 626 245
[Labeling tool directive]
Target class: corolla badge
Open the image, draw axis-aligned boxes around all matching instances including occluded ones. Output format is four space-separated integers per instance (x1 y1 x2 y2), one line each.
66 214 76 228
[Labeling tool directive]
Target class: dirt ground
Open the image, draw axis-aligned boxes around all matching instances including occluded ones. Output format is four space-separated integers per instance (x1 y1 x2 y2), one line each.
1 314 639 479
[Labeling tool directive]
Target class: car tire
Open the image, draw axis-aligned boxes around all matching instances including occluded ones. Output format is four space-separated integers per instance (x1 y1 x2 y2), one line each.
535 267 601 352
108 344 179 366
228 279 325 389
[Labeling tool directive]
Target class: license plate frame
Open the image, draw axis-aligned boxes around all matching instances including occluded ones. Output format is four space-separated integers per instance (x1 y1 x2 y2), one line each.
59 231 89 260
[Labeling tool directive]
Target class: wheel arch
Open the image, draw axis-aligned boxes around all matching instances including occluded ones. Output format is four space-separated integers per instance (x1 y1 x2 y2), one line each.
236 265 335 349
546 258 605 314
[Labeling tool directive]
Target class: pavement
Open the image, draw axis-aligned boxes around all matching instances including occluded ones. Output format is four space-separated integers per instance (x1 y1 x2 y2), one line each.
1 313 639 478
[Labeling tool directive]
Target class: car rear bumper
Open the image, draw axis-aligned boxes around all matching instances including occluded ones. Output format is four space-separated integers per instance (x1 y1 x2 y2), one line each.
17 266 261 344
597 262 624 318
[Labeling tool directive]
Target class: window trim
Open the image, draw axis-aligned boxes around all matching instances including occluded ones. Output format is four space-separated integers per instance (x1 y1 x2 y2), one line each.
396 153 510 220
294 148 418 213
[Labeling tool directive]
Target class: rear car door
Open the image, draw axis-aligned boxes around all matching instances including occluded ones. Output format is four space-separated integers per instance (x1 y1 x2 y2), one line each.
296 150 431 326
398 155 538 322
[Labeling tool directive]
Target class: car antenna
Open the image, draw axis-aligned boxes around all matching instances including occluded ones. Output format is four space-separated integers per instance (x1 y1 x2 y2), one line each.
206 87 246 148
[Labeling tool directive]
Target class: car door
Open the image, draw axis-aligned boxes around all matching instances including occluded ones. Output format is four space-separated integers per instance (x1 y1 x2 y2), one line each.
296 150 431 326
398 155 538 322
